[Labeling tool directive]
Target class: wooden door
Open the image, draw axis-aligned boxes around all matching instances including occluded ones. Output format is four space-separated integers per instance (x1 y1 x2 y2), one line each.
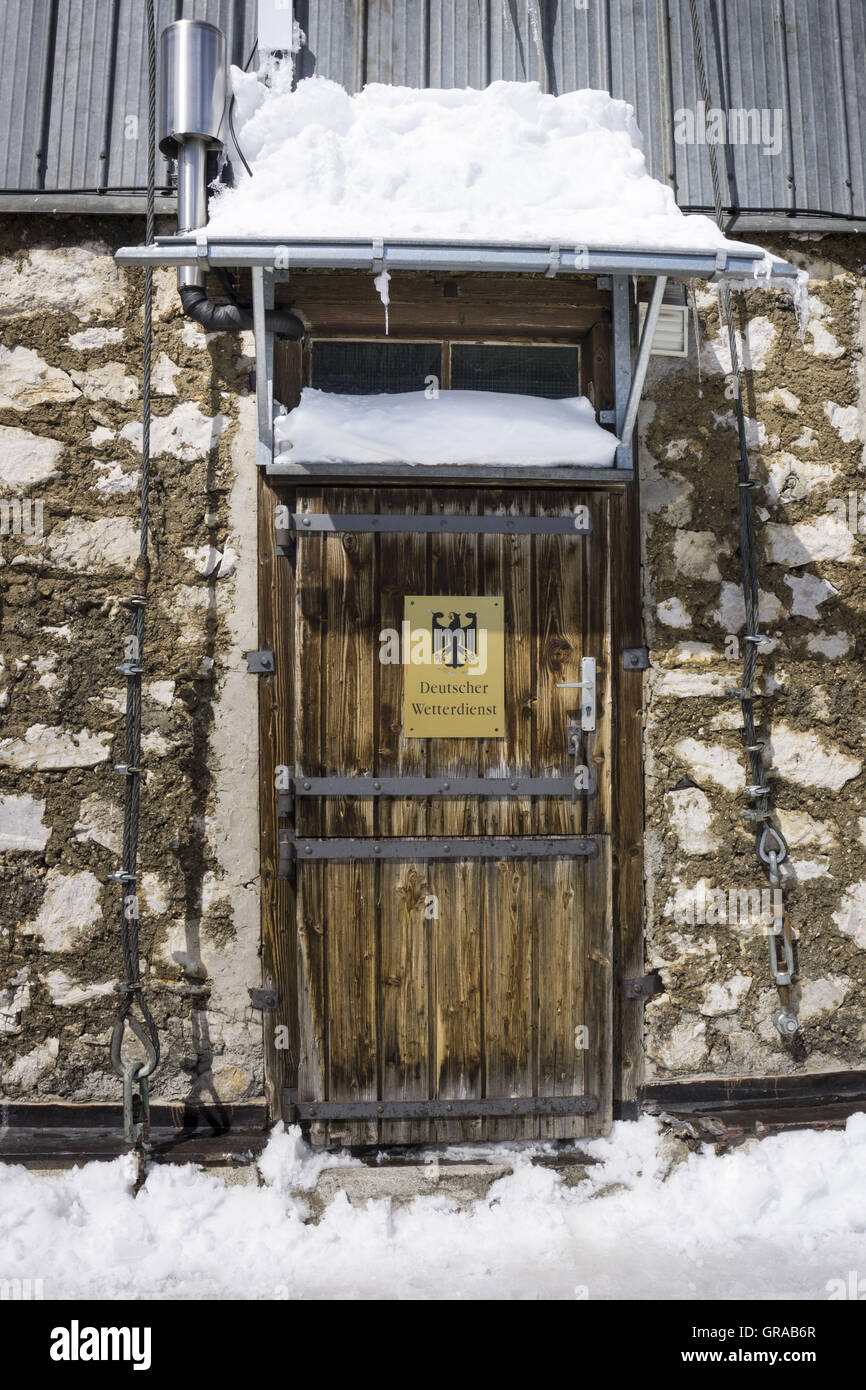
286 485 614 1146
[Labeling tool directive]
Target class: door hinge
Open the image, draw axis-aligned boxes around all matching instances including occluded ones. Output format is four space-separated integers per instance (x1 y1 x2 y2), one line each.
622 647 650 671
624 973 662 999
277 828 296 879
248 986 279 1011
246 649 275 674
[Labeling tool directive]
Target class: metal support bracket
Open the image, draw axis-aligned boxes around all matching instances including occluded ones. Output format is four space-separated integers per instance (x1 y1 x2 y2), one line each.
622 647 650 671
620 275 667 448
248 987 279 1012
246 649 274 674
252 265 275 470
624 974 662 999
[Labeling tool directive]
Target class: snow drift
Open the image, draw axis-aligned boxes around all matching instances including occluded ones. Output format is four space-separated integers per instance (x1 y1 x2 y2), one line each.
2 1116 866 1300
209 70 766 259
274 388 617 466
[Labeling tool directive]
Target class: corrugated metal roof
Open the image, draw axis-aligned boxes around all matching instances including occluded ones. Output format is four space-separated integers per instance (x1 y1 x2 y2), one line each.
1 0 863 226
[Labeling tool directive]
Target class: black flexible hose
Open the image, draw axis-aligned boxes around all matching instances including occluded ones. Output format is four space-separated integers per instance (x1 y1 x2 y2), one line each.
180 284 304 338
228 93 253 178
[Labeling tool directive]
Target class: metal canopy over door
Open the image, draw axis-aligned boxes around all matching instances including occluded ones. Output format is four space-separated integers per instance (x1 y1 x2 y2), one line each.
282 484 614 1146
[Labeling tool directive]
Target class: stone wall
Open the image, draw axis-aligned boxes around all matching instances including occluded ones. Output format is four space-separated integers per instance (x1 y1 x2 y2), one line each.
641 235 866 1079
1 216 864 1108
0 217 262 1102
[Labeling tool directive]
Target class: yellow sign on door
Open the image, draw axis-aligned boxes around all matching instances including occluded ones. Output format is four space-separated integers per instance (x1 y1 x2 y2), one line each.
402 595 505 738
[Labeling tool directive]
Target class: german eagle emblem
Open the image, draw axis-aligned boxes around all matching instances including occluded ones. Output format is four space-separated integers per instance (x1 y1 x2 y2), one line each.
431 610 479 669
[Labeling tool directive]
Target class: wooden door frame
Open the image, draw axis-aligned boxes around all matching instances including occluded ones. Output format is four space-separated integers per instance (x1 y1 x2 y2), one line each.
255 283 645 1130
257 471 645 1127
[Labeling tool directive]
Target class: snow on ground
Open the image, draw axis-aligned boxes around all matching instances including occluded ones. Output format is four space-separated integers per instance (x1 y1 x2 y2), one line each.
209 69 767 261
1 1116 865 1301
274 388 617 465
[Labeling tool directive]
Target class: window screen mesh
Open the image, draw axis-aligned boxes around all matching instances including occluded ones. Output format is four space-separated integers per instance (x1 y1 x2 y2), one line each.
311 341 442 394
451 344 581 398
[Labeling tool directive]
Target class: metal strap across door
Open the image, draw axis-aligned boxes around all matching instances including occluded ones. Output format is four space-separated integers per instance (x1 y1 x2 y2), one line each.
279 509 592 538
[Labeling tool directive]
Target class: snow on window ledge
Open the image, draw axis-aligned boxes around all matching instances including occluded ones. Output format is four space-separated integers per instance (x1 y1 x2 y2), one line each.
273 388 619 467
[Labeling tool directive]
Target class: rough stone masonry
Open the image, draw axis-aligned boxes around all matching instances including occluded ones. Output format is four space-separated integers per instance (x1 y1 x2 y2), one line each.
0 216 864 1107
641 235 866 1080
0 216 261 1103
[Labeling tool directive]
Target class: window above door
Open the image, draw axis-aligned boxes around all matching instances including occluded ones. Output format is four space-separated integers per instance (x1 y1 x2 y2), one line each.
310 340 582 398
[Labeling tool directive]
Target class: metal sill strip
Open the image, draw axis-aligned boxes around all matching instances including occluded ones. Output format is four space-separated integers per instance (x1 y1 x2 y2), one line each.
285 512 591 535
291 776 582 797
289 1097 599 1120
280 834 597 861
268 460 630 484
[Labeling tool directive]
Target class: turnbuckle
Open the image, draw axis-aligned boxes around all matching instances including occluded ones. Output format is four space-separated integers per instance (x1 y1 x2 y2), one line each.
121 1060 151 1147
110 1015 158 1146
766 916 795 988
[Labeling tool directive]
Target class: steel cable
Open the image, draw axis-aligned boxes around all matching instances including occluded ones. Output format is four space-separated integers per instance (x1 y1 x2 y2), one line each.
687 0 795 1035
112 0 160 1138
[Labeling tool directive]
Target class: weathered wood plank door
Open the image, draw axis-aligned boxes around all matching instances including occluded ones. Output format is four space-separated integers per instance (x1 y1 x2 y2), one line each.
288 485 614 1146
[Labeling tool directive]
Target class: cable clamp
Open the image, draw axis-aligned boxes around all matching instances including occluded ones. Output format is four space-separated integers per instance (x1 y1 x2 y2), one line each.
114 763 142 776
116 662 144 677
108 871 138 884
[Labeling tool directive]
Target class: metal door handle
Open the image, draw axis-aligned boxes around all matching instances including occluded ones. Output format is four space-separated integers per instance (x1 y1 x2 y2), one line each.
556 657 596 732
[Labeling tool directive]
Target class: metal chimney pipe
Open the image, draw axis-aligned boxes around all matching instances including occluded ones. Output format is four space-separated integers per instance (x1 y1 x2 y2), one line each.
158 17 304 339
159 20 227 288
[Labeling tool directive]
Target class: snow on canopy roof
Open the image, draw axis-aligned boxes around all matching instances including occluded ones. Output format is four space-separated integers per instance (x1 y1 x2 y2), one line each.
273 388 618 467
208 70 768 264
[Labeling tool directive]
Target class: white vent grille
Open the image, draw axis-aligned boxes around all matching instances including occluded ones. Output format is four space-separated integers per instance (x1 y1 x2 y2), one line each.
638 302 689 357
